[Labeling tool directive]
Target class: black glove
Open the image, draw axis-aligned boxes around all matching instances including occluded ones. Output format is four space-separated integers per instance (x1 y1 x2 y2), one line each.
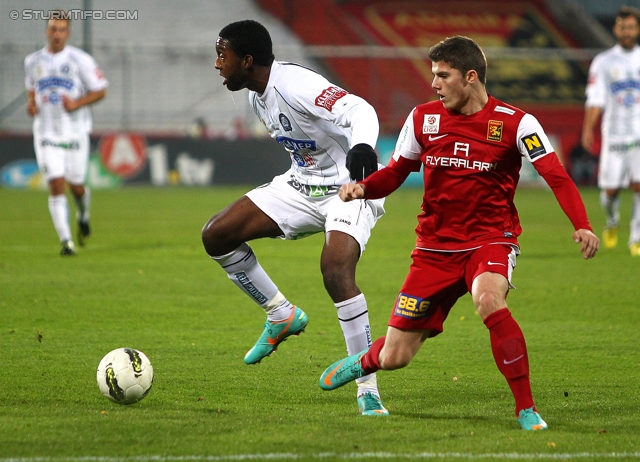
346 143 378 181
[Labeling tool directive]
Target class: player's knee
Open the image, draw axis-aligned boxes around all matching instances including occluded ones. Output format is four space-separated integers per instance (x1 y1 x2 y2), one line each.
201 214 235 256
474 291 503 320
321 262 357 301
378 347 411 370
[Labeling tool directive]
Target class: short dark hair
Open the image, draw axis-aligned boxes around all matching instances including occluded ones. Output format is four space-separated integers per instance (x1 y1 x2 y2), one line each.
428 36 487 85
47 9 71 27
616 6 640 24
219 20 274 67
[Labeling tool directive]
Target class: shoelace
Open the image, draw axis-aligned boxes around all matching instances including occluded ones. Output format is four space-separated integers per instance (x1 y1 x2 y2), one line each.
334 360 363 382
359 393 383 410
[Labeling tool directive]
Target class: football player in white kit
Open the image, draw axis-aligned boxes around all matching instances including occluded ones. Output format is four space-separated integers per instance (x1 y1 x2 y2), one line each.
582 6 640 256
202 20 388 415
24 13 108 255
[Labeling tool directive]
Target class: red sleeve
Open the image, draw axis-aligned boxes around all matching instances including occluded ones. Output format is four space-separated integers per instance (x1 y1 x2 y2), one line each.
533 154 593 231
360 155 421 199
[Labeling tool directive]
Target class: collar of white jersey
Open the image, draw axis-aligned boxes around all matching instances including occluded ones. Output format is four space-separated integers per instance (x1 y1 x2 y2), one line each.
43 45 70 58
257 60 282 99
614 43 640 54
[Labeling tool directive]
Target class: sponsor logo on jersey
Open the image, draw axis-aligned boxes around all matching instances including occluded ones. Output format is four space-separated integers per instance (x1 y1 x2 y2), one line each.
422 114 440 134
279 113 292 131
315 86 348 111
610 79 640 94
487 120 503 142
276 136 317 154
609 139 640 152
521 132 547 159
36 76 74 91
40 139 80 150
288 176 338 196
394 293 431 319
424 155 497 172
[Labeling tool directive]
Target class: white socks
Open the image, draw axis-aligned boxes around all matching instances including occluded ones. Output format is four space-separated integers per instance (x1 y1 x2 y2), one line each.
335 293 379 397
74 187 91 223
211 242 292 321
48 194 71 243
600 190 620 228
631 192 640 244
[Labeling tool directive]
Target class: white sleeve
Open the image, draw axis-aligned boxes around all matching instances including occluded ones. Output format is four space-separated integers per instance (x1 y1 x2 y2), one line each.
516 113 556 162
585 53 607 109
333 94 379 149
78 51 108 92
24 54 35 91
393 108 422 161
288 75 379 148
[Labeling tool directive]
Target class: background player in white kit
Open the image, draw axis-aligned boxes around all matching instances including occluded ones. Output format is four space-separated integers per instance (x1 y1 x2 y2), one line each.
582 6 640 256
24 12 108 256
201 20 388 416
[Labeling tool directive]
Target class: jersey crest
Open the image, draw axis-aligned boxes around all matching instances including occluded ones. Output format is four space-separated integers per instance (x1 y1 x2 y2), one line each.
487 120 503 142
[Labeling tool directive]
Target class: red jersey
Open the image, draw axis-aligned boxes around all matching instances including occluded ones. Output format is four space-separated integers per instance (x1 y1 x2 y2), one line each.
361 95 592 251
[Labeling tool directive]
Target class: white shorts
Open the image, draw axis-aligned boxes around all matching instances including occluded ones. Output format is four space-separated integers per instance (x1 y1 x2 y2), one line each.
34 133 90 184
598 138 640 189
245 172 385 254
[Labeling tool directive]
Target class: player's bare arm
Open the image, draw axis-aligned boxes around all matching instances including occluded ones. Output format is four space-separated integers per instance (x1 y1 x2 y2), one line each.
573 228 600 259
26 90 37 116
62 88 107 112
339 183 365 202
581 106 602 152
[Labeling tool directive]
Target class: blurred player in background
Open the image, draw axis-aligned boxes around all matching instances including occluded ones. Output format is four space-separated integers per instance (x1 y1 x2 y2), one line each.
24 12 108 256
582 6 640 256
319 36 600 430
201 20 388 416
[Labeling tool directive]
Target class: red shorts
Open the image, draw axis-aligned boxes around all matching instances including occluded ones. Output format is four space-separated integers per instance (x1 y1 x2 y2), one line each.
388 244 519 336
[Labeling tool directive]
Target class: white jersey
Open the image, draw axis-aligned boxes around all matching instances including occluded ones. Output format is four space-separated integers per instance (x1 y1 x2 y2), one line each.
249 61 379 186
25 45 108 138
585 44 640 142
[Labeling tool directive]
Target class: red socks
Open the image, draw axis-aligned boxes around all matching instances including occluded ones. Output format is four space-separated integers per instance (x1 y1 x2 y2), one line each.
483 308 535 414
361 336 386 374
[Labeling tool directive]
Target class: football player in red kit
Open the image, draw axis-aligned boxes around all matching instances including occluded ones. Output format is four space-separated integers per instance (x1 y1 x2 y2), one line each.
319 36 600 430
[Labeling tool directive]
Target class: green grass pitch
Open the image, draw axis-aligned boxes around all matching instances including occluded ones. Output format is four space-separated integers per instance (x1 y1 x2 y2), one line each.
0 185 639 461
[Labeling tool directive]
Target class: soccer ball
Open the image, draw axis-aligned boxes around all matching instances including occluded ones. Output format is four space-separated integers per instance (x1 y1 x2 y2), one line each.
96 348 154 405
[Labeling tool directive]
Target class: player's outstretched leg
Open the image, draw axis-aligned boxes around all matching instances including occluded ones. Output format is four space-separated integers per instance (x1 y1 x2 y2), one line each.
244 306 308 364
